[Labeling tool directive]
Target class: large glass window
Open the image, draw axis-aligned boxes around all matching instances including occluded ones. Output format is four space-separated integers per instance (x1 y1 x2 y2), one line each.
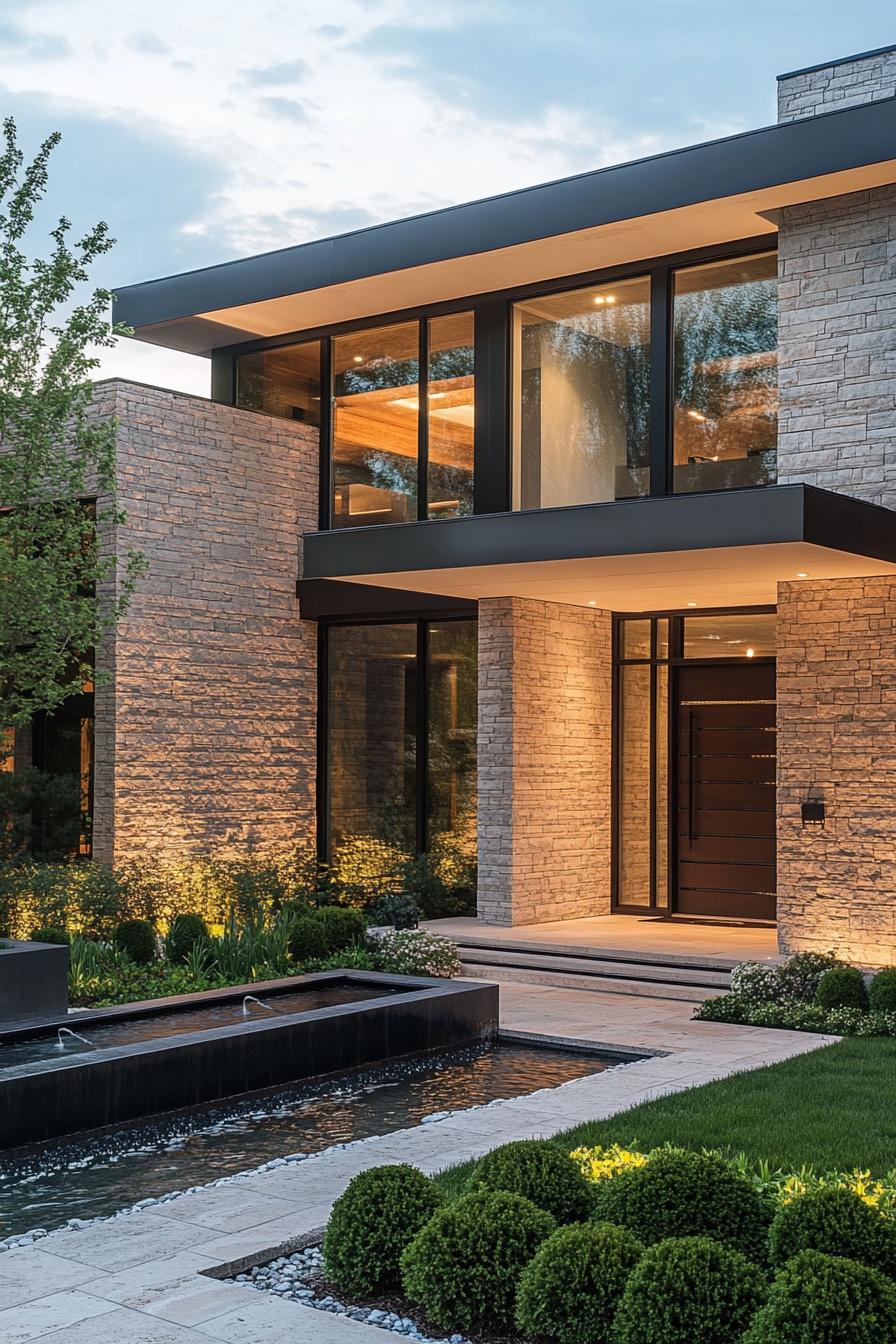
427 314 474 519
235 341 321 424
332 323 420 528
325 619 477 883
672 252 778 493
326 623 418 857
512 276 651 509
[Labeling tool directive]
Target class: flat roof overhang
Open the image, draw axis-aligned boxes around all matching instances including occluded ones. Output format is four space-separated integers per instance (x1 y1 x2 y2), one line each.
299 486 896 614
114 96 896 356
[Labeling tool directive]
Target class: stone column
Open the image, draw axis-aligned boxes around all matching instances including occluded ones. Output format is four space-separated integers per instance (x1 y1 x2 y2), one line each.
777 576 896 966
777 47 896 122
477 596 613 926
91 380 319 864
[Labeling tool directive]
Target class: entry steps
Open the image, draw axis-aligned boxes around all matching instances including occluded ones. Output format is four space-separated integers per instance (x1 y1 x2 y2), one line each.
453 937 734 1002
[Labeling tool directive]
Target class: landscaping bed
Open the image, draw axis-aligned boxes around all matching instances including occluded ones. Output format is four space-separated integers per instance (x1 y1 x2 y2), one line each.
236 1138 896 1343
695 950 896 1037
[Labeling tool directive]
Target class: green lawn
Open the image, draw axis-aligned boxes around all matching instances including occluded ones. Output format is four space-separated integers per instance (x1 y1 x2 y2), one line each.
437 1038 896 1197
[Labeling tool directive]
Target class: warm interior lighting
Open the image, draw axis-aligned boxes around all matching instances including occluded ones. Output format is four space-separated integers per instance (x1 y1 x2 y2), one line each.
588 600 597 606
593 295 605 305
796 571 809 578
686 409 707 422
352 354 364 364
605 294 617 304
687 601 698 607
745 647 755 658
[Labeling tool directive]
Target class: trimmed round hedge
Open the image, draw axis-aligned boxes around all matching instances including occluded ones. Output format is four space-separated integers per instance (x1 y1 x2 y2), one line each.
815 965 868 1011
743 1249 896 1344
515 1220 644 1344
613 1235 766 1344
287 915 328 963
473 1138 594 1222
322 1164 441 1296
591 1149 772 1260
315 906 367 953
165 913 208 964
400 1190 556 1333
769 1187 896 1277
113 918 156 965
870 967 896 1012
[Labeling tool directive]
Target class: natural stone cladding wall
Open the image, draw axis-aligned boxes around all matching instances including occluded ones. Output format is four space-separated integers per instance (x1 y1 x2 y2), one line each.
777 576 896 966
777 48 896 122
776 184 896 509
91 380 319 864
477 597 612 926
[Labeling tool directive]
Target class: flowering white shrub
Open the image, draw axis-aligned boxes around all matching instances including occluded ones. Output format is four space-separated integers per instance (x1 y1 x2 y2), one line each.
730 961 783 1003
372 929 461 979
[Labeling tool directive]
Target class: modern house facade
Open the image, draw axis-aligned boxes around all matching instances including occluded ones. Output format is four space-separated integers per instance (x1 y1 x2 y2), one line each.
53 46 896 964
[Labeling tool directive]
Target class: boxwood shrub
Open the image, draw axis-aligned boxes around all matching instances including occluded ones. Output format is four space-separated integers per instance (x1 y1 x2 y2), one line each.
816 965 869 1011
769 1186 896 1277
314 906 367 953
287 915 328 963
613 1235 766 1344
870 967 896 1013
29 925 69 944
515 1220 643 1344
473 1138 594 1222
400 1190 555 1333
591 1149 772 1260
322 1164 441 1296
164 913 208 964
113 918 156 965
743 1249 896 1344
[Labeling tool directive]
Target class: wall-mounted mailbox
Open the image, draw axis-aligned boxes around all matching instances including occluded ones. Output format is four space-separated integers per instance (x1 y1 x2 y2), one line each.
801 799 826 829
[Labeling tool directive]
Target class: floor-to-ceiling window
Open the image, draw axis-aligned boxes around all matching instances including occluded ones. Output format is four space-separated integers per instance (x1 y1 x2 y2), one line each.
511 276 651 509
235 340 321 425
324 618 477 880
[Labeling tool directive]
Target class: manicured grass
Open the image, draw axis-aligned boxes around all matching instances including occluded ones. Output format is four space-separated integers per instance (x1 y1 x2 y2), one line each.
437 1038 896 1198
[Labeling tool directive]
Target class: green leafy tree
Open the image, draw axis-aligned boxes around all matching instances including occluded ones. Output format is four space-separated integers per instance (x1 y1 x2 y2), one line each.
0 117 143 732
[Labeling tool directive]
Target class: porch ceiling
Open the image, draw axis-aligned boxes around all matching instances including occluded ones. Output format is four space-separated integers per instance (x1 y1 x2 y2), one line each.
302 485 896 614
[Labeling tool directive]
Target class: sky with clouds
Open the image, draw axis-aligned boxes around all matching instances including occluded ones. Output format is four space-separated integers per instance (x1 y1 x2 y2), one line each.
3 0 894 395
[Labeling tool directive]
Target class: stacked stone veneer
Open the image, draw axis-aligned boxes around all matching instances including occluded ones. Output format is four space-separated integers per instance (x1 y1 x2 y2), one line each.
477 597 612 925
777 576 896 966
777 47 896 122
91 381 318 864
776 184 896 508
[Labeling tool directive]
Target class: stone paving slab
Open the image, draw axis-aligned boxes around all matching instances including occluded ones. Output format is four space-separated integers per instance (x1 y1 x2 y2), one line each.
4 980 837 1342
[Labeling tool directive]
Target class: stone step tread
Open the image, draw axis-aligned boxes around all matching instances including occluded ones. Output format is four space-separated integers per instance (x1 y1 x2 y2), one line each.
459 962 717 1002
456 946 731 988
448 935 744 974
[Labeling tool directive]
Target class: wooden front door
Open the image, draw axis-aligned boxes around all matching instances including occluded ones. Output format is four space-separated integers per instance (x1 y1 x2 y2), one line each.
674 662 776 920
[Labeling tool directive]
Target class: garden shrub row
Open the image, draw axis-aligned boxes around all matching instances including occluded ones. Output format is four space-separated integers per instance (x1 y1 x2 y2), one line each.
696 950 896 1036
320 1142 896 1342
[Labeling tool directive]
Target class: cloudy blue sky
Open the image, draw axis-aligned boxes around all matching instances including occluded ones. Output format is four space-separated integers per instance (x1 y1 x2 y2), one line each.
3 0 894 394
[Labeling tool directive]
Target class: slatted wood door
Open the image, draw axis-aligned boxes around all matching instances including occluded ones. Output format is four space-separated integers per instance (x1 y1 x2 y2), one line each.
675 663 776 920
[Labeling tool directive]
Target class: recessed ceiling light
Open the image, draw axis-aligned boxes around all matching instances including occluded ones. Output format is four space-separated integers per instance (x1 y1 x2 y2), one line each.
796 571 809 578
587 600 597 607
352 355 364 364
745 647 755 658
605 295 617 305
687 601 697 608
593 295 605 305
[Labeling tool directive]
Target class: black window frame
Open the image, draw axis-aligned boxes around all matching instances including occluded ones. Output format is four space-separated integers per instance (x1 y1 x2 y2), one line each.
218 233 777 528
317 612 477 864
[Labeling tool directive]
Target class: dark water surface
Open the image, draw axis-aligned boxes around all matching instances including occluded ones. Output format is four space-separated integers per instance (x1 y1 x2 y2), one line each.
0 1042 614 1237
0 984 402 1074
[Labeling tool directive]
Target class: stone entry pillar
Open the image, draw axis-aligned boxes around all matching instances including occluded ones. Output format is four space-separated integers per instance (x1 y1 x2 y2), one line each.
777 576 896 966
476 597 613 925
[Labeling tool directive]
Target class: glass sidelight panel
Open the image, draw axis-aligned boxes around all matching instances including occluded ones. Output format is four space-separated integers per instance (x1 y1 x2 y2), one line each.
332 323 419 527
617 663 653 906
512 275 651 509
683 612 776 659
236 341 321 423
673 252 778 494
427 314 475 519
326 624 418 857
427 621 478 866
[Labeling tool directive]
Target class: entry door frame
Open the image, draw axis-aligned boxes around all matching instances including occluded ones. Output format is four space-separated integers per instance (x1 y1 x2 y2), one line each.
611 606 776 917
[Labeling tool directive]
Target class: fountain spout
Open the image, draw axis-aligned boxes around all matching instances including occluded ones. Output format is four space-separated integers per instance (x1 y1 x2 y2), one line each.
242 995 277 1015
56 1027 95 1050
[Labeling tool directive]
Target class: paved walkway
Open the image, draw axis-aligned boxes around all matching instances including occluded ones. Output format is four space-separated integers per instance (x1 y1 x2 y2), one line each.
0 983 834 1343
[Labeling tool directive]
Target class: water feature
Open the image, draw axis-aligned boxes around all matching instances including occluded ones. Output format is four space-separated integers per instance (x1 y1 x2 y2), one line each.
56 1028 95 1051
242 994 280 1015
0 1040 619 1237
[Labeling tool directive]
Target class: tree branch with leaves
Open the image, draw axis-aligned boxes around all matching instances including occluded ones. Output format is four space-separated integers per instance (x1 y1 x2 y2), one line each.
0 116 144 732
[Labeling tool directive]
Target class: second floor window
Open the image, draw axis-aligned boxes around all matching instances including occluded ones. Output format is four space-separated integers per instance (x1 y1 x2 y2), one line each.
331 313 474 529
